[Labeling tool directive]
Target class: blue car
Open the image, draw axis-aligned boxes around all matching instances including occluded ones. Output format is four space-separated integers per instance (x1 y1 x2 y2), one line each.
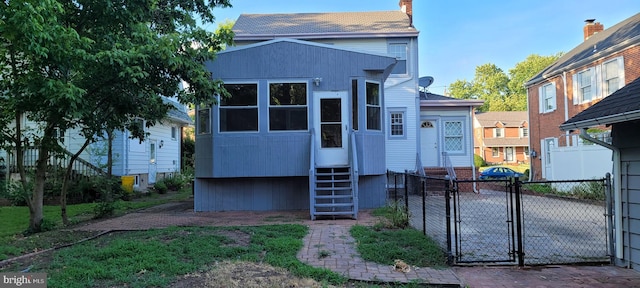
479 167 523 180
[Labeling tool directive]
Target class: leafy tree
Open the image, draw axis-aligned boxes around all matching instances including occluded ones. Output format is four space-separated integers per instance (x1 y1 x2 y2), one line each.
447 53 562 112
1 0 234 232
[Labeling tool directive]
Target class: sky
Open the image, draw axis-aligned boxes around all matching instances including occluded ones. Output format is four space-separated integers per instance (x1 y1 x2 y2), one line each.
207 0 639 95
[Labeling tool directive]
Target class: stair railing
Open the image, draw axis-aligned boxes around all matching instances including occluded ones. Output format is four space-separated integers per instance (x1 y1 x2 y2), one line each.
442 151 456 185
309 129 316 220
349 132 359 219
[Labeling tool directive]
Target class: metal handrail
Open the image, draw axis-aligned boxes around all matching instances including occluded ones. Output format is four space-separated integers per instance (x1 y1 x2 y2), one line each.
349 132 359 219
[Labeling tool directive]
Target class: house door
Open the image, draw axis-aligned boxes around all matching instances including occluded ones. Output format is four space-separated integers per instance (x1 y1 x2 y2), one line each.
505 147 515 162
543 138 555 179
149 140 157 184
314 91 349 166
420 119 439 167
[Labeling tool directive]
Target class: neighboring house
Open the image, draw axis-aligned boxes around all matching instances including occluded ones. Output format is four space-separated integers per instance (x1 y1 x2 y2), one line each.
420 90 483 181
473 111 529 165
3 98 191 191
526 13 640 180
559 76 640 272
195 1 419 218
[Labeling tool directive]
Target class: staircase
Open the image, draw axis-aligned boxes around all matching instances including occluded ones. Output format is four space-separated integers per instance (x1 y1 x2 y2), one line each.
310 166 356 220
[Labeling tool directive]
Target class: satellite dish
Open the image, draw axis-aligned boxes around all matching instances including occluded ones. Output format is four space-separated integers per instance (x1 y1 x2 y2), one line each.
419 76 434 89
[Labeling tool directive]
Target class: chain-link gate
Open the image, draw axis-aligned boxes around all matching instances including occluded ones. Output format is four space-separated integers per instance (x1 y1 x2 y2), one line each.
388 171 613 266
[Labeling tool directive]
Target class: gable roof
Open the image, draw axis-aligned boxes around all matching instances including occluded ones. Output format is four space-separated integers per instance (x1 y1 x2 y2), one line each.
232 11 418 41
560 76 640 130
475 111 528 128
526 13 640 86
419 91 484 107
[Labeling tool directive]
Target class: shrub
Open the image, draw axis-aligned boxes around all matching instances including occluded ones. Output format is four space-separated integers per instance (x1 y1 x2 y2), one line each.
163 175 185 191
153 180 168 194
474 154 486 168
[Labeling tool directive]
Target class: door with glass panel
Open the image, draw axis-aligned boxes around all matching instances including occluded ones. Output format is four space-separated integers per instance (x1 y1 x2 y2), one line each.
314 91 349 166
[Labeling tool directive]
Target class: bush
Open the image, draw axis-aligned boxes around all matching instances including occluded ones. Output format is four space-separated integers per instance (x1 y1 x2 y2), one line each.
163 175 185 191
474 154 486 168
153 180 168 194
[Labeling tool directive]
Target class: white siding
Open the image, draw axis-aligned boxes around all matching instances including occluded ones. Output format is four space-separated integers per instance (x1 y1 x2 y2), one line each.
420 109 474 168
385 83 418 171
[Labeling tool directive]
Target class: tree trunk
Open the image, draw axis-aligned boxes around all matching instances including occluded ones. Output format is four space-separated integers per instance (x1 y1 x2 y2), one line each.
107 130 113 177
60 139 92 225
29 142 50 233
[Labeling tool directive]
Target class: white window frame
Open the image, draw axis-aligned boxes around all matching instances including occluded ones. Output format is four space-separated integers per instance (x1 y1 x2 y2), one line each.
171 126 178 140
388 108 406 139
197 106 211 135
520 127 529 138
493 128 504 138
492 147 499 157
219 82 259 133
603 57 625 96
443 120 464 154
388 43 408 76
539 82 556 113
366 81 381 131
267 81 309 132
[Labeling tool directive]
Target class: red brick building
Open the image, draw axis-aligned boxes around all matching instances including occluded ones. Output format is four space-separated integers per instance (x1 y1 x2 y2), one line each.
526 14 640 180
473 111 529 165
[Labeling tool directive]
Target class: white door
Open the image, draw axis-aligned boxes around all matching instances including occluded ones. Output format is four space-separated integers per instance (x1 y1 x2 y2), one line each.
314 91 349 166
420 119 439 167
149 140 157 184
505 147 515 162
543 138 555 179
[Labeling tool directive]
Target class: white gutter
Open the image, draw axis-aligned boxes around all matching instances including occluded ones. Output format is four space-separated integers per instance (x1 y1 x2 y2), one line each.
579 128 622 259
559 111 640 131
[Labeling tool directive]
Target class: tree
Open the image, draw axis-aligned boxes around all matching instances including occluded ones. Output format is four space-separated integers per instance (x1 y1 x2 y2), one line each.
1 0 234 232
447 53 562 112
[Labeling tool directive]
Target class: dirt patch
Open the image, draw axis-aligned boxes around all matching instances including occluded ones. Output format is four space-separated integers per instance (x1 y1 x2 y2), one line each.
214 230 251 247
171 261 334 288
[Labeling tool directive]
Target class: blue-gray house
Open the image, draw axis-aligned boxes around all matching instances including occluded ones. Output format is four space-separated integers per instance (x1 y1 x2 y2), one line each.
194 38 396 219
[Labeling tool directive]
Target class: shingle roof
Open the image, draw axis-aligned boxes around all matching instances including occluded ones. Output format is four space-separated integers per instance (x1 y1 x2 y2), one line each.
232 11 418 40
527 13 640 86
164 99 192 125
560 76 640 130
475 111 528 128
419 91 484 107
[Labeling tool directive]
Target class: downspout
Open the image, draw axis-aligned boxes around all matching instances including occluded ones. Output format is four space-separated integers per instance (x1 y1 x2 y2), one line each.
469 106 478 193
561 71 571 146
526 88 534 182
625 162 630 267
579 128 622 260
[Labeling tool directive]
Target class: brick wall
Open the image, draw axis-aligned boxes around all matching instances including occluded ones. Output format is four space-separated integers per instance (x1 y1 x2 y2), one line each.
527 46 640 180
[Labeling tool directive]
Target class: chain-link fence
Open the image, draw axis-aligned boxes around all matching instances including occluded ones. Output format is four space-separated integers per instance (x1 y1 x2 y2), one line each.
387 170 612 266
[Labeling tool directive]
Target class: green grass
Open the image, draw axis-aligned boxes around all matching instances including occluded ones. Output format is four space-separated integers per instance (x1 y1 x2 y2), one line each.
3 225 345 288
0 188 192 261
350 225 448 268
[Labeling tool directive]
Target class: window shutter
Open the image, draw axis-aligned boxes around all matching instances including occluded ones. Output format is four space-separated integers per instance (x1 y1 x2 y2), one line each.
572 74 578 105
594 65 602 99
618 57 626 90
538 86 543 113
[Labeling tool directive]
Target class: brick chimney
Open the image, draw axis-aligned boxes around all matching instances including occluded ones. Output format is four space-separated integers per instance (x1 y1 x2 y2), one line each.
583 19 604 41
399 0 413 26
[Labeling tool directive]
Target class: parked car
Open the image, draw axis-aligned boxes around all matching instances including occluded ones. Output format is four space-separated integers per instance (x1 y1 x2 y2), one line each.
479 167 523 180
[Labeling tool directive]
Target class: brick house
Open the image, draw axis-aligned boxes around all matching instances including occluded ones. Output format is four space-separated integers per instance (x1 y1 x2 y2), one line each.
473 111 529 165
525 13 640 180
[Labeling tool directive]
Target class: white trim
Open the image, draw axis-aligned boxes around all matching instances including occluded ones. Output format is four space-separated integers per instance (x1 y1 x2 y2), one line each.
365 80 382 131
266 80 309 132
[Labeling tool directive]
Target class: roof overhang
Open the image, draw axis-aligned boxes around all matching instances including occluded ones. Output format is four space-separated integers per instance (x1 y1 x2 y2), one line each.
559 110 640 131
233 31 419 42
420 99 484 108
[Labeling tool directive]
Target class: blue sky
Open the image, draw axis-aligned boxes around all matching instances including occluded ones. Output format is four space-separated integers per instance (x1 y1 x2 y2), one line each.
208 0 639 95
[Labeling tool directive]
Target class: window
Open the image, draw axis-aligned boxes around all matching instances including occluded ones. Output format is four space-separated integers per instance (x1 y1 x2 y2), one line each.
577 68 594 103
520 128 529 138
351 79 358 131
129 118 146 152
524 147 530 156
389 110 405 138
492 147 499 157
539 83 556 113
493 128 504 138
269 82 308 131
53 128 65 144
197 107 211 134
220 84 258 132
388 43 407 75
604 58 624 95
171 126 177 140
444 121 463 152
366 81 381 130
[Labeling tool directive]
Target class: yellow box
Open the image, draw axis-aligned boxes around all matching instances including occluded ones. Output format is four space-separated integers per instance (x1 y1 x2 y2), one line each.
121 176 135 193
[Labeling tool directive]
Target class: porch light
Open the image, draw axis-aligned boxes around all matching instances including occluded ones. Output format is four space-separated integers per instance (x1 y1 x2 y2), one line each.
313 78 322 86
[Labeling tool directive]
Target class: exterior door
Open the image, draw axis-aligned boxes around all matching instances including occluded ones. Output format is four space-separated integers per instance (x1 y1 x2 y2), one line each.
314 91 349 166
420 119 439 167
505 147 515 162
543 138 555 179
149 140 157 184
